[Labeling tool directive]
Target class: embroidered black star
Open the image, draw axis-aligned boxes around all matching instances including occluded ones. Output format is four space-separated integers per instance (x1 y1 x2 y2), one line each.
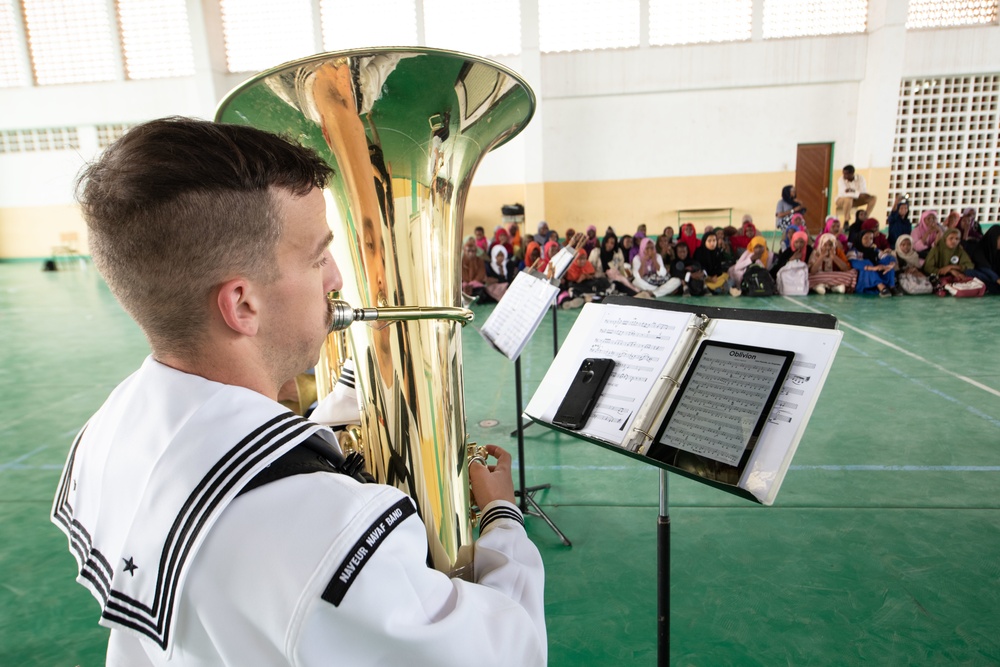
123 557 138 576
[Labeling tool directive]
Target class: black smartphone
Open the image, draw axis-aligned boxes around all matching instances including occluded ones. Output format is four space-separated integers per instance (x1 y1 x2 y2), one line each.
552 358 616 430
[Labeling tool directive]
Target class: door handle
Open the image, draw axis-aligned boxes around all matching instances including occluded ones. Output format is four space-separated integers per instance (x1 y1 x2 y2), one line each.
822 187 829 197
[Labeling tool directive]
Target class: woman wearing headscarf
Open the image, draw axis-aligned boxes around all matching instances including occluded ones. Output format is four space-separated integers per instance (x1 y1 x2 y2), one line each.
959 207 984 241
507 221 523 259
911 210 941 257
629 230 646 263
668 242 706 296
861 218 890 251
522 240 542 271
632 237 681 297
582 225 599 255
562 248 611 308
484 244 518 301
461 236 488 301
886 198 912 248
923 227 997 295
823 216 849 250
660 226 675 244
981 226 1000 293
655 234 675 264
538 239 561 272
729 235 770 290
729 216 757 256
893 234 932 295
491 226 514 258
533 221 550 246
780 215 805 251
943 211 961 230
693 230 732 295
771 230 812 275
850 228 897 296
847 210 868 249
589 232 639 295
808 233 856 294
775 185 806 232
678 223 701 256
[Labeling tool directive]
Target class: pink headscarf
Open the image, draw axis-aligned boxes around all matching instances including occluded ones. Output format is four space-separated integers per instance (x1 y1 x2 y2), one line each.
823 216 848 246
637 237 659 276
791 230 810 262
913 210 940 252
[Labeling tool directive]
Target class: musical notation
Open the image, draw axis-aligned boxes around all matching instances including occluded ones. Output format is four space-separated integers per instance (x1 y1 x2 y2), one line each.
480 272 560 360
658 344 789 467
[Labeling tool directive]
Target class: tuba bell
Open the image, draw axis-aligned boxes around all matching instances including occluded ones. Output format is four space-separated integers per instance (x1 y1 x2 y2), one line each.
216 48 535 576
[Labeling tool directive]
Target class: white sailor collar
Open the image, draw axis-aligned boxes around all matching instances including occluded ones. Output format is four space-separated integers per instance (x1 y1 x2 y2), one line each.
52 357 327 655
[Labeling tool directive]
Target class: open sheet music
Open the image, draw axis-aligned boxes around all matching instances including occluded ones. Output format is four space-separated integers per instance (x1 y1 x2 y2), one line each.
480 269 560 360
525 301 842 505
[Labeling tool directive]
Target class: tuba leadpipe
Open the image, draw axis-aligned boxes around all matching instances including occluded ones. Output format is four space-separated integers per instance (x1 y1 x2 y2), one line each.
217 48 535 577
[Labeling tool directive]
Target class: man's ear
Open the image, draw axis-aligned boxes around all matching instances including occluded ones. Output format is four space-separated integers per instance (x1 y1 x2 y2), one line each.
217 278 259 337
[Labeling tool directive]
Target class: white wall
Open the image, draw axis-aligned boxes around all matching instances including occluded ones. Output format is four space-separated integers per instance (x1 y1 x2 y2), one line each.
1 0 998 208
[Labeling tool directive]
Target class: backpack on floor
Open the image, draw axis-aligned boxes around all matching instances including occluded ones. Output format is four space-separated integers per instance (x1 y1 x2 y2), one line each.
741 264 776 297
776 260 809 296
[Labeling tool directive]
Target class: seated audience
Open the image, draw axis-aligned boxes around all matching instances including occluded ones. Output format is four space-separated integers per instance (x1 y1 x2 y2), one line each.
523 241 542 270
779 216 805 251
561 249 611 308
923 227 993 295
491 226 514 257
669 243 705 296
862 218 890 251
678 223 701 256
462 236 487 300
693 231 732 295
507 221 523 259
893 234 933 295
656 234 675 264
629 230 646 263
582 225 599 255
729 235 770 292
539 240 561 272
484 245 518 301
887 198 912 248
772 230 812 275
982 226 1000 293
808 233 856 294
911 210 941 257
850 229 897 297
632 237 681 297
661 226 675 244
729 216 757 256
847 210 868 249
474 226 489 256
823 216 849 252
533 221 549 245
590 232 640 296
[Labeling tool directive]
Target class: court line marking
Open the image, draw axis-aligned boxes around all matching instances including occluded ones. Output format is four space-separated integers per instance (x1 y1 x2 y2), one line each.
0 446 47 472
782 296 1000 399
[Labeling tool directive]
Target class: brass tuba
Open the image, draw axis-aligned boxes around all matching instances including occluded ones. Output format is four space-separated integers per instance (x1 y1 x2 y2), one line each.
216 48 534 576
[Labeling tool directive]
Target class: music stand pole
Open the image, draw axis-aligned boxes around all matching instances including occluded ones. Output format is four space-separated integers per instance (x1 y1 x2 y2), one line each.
658 470 670 664
514 356 571 546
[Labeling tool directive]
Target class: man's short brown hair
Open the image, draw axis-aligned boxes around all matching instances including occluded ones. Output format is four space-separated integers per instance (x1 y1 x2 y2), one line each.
78 117 332 356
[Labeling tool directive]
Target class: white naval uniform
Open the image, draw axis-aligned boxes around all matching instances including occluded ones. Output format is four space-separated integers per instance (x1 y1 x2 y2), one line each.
52 357 546 666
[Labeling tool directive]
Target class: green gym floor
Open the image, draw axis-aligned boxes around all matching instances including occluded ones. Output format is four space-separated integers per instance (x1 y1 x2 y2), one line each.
2 261 998 666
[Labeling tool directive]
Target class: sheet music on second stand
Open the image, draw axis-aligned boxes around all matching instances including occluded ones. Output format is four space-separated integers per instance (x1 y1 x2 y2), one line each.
480 269 560 360
648 341 794 471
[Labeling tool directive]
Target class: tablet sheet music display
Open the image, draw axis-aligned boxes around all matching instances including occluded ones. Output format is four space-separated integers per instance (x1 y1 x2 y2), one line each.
651 342 793 469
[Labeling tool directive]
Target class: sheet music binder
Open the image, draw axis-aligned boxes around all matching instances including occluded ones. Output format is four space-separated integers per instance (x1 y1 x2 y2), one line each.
524 298 843 505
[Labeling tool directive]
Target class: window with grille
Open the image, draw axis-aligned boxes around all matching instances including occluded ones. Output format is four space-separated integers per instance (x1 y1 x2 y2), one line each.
906 0 999 29
889 75 1000 227
539 0 639 53
649 0 752 46
118 0 194 79
0 127 80 153
763 0 868 39
0 0 28 87
96 123 134 148
22 0 118 85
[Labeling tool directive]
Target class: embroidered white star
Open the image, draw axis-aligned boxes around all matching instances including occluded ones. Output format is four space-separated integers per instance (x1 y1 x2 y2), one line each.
123 557 138 576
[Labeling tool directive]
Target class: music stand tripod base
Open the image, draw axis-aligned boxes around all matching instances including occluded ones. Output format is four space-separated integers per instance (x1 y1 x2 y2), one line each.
513 356 572 547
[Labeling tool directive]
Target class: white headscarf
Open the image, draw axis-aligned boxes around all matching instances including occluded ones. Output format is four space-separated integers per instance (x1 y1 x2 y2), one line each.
490 245 508 279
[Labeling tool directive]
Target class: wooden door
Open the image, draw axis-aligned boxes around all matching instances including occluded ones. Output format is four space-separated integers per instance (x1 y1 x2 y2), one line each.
794 143 833 237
